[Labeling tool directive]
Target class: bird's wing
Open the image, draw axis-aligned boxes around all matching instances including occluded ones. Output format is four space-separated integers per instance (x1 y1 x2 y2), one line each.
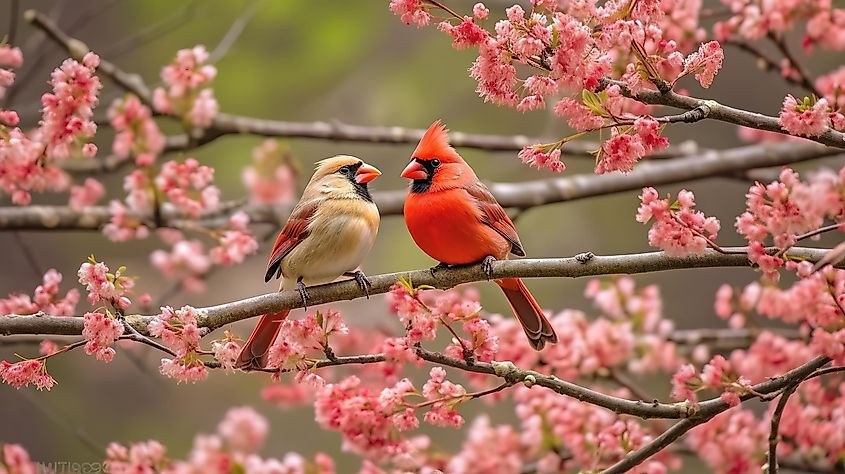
464 182 525 257
264 199 319 282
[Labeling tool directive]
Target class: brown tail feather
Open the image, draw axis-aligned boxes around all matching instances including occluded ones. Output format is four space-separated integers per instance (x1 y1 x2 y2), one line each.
496 278 557 350
235 310 290 370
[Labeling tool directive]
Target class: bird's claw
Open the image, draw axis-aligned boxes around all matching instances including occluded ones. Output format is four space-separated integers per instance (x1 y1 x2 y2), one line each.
575 252 595 264
346 271 371 298
480 256 496 280
296 279 310 310
430 262 450 276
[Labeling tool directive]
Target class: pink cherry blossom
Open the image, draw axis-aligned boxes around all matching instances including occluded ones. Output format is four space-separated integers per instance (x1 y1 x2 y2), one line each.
217 406 268 454
77 257 134 307
38 52 101 161
82 311 125 362
209 212 259 265
597 131 647 174
2 444 38 474
150 238 212 292
472 3 489 20
0 127 71 205
68 177 105 210
153 46 218 127
149 305 202 357
212 332 241 372
636 187 720 256
518 145 565 172
439 17 488 50
102 200 150 242
389 0 431 27
779 94 830 137
0 359 55 390
159 356 208 383
554 97 605 131
681 41 724 88
689 409 771 473
470 39 519 107
241 139 298 204
0 268 79 316
104 440 168 473
155 158 221 217
108 94 165 166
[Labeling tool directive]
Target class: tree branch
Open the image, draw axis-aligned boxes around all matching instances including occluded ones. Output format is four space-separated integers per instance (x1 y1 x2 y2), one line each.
4 141 840 231
767 381 800 474
600 356 831 473
0 247 837 338
601 79 845 149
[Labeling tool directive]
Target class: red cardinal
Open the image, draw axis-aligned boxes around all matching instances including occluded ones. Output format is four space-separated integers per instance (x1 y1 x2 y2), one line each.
236 155 382 369
401 121 557 350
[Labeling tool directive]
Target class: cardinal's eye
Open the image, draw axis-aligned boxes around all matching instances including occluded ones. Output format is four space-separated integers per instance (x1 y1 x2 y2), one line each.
431 159 441 168
338 166 350 175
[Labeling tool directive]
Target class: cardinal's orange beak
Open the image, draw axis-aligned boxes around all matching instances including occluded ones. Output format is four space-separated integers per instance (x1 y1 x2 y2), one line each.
401 159 427 180
355 163 382 184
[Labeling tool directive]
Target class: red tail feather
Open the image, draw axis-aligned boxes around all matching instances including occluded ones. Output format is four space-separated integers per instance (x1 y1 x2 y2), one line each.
495 278 557 350
235 310 290 370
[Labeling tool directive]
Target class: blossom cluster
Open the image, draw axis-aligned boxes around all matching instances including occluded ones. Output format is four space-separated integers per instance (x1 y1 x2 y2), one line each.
0 49 102 205
77 256 135 309
266 309 349 372
108 93 165 166
152 45 219 127
735 166 845 281
313 366 470 467
104 406 335 473
149 305 207 383
636 187 721 256
241 139 298 204
390 1 727 174
0 268 78 316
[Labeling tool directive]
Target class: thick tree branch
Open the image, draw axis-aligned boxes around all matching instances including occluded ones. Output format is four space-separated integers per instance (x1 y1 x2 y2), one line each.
3 141 839 231
602 79 845 149
0 247 836 338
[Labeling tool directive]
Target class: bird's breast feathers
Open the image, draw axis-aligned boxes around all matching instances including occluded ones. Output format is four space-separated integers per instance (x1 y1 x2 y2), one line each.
404 189 510 264
281 199 379 286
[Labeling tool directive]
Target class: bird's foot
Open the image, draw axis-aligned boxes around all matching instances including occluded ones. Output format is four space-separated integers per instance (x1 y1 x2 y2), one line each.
430 262 450 277
480 256 497 280
344 271 371 298
296 278 310 310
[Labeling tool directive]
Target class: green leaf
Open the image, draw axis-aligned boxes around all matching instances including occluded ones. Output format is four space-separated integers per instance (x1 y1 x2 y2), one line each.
581 89 609 117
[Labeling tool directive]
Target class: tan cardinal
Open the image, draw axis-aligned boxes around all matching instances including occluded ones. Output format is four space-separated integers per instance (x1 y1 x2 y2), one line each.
401 121 557 350
236 155 381 370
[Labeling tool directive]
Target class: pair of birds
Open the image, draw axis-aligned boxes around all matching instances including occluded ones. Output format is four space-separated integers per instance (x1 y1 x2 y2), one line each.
236 121 558 370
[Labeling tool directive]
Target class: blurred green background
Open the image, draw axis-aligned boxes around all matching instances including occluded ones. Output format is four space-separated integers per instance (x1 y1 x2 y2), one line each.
1 0 842 470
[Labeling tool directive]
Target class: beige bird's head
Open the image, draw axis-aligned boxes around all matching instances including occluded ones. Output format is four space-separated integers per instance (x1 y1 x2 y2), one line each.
304 155 382 201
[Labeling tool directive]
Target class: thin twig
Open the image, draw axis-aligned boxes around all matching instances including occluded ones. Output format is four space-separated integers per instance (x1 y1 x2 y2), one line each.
11 231 43 280
767 32 821 98
208 0 260 63
101 2 201 59
725 40 815 94
600 78 845 149
7 0 20 44
767 381 801 474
